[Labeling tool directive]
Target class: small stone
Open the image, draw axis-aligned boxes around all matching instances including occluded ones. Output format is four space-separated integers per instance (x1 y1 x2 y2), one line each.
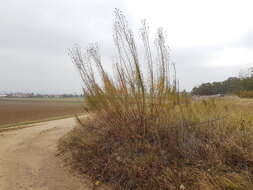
180 184 186 190
116 156 121 161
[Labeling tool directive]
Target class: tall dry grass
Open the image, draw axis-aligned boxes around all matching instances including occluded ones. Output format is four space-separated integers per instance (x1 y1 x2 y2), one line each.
237 90 253 98
68 9 183 125
59 10 253 190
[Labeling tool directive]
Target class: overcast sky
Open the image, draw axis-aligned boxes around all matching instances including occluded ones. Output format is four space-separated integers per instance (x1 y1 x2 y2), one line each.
1 0 253 94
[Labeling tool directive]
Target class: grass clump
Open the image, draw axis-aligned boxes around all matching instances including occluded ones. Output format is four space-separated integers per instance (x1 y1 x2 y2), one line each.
237 90 253 98
59 10 253 189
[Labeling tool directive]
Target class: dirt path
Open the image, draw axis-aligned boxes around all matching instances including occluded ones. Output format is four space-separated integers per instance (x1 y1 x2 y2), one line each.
0 118 99 190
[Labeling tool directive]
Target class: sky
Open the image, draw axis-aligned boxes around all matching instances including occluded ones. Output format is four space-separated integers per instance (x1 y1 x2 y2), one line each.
1 0 253 94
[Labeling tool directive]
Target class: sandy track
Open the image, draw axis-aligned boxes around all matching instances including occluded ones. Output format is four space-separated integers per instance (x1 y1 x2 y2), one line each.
0 118 96 190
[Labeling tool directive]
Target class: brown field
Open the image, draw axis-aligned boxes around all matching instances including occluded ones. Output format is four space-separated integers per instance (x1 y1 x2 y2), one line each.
0 98 84 127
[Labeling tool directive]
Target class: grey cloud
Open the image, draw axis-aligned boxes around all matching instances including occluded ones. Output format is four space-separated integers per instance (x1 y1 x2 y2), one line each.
1 0 252 93
172 44 248 90
234 30 253 48
0 0 126 94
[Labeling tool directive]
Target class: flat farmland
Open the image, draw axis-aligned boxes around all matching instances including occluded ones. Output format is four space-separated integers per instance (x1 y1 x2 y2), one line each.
0 98 84 127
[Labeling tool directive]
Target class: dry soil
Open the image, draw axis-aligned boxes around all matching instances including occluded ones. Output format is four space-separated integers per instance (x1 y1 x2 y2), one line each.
0 117 106 190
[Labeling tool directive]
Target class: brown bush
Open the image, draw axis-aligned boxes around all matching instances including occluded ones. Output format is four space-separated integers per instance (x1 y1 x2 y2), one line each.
59 10 253 189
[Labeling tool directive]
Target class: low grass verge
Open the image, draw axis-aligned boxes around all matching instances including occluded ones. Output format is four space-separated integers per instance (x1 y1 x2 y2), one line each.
236 90 253 98
0 114 82 132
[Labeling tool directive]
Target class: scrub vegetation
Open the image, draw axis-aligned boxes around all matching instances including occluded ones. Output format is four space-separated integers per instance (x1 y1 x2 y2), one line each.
59 10 253 190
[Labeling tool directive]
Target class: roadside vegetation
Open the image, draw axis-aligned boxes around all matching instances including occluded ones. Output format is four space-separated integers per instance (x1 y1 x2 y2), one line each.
236 90 253 98
59 10 253 189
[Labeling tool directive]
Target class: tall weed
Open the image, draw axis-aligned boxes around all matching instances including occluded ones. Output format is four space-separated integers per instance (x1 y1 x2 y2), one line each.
60 10 253 189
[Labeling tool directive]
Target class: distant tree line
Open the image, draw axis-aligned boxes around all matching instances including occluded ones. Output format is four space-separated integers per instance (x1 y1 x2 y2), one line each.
192 77 253 97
